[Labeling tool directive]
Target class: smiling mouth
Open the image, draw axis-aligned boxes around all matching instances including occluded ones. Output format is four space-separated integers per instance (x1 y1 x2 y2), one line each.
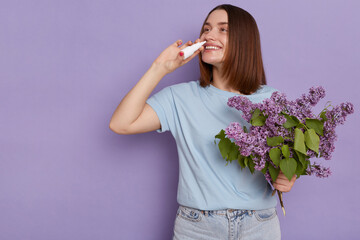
204 46 221 50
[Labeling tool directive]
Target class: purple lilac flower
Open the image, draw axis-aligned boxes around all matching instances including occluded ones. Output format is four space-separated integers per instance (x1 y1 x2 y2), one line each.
308 86 326 106
306 149 317 158
341 102 354 115
318 102 354 160
224 122 243 140
270 91 288 106
264 171 272 182
283 87 325 120
307 163 332 178
227 96 254 122
224 86 353 178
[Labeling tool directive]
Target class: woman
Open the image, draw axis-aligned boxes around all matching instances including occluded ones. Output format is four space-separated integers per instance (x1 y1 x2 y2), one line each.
110 4 296 239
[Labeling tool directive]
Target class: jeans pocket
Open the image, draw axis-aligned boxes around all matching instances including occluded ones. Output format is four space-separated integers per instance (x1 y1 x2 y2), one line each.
177 206 202 222
254 208 277 222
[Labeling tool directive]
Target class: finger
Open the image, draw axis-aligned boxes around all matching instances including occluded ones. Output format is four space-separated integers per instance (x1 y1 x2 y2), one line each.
274 178 295 191
277 174 296 183
275 177 292 185
276 172 290 181
276 175 288 181
179 40 193 50
273 184 290 192
182 47 202 63
175 40 183 47
176 50 186 62
193 46 205 56
274 180 289 188
194 38 202 44
274 181 293 192
178 41 203 63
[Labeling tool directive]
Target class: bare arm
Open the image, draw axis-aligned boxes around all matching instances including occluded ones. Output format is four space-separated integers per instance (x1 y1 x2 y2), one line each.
109 39 203 135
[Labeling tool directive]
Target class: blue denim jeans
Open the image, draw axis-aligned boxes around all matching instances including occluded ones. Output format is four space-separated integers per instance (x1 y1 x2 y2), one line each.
173 205 281 240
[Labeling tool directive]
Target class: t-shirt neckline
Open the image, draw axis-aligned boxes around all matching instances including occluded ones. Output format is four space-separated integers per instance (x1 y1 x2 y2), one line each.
205 82 263 98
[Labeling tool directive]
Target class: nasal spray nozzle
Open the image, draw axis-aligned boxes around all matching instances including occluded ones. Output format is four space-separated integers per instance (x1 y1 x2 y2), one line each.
181 41 206 60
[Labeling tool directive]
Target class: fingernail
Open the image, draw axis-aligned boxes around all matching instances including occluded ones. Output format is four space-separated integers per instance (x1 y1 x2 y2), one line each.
179 52 184 56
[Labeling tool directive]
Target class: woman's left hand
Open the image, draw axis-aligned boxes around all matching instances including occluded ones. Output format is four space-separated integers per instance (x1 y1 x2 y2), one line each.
273 171 296 192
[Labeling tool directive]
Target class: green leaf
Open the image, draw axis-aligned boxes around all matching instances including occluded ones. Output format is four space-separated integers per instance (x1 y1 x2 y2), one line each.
305 160 311 170
281 145 290 159
320 110 328 122
268 164 280 182
282 113 300 128
243 126 248 133
304 129 320 154
294 150 306 167
305 118 324 136
280 158 297 181
294 128 307 155
261 161 269 174
238 155 246 169
248 158 255 174
228 144 239 162
250 109 266 126
269 148 281 166
215 129 240 161
218 137 232 159
296 159 311 178
267 136 284 147
244 157 249 167
215 129 226 140
295 161 306 178
296 123 306 129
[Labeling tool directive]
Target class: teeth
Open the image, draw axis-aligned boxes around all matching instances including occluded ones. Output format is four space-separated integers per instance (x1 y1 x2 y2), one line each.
205 46 220 50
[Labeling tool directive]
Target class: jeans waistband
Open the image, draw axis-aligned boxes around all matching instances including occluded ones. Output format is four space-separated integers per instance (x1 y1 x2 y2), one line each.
179 205 256 218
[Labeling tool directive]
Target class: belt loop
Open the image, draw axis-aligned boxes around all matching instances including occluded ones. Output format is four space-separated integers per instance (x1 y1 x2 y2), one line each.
201 210 208 217
226 209 231 220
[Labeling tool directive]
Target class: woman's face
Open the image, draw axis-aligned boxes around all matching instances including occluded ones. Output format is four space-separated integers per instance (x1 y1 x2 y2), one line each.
200 9 228 68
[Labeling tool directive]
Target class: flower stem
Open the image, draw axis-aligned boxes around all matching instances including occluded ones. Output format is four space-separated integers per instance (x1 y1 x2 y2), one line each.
271 189 285 215
277 190 286 216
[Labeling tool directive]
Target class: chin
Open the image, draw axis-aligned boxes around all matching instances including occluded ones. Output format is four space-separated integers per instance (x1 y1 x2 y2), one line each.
201 57 222 66
201 52 224 65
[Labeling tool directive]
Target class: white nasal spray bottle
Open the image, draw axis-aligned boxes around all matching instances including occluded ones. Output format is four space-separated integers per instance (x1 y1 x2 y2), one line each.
181 41 206 59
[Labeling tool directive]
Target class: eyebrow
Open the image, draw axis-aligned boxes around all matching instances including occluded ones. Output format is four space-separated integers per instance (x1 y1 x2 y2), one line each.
204 22 228 26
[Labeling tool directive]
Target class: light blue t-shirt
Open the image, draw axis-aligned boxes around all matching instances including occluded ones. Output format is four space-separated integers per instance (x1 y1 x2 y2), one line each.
146 80 278 210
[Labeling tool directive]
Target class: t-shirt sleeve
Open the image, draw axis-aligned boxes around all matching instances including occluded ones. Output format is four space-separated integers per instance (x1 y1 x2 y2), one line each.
146 86 175 133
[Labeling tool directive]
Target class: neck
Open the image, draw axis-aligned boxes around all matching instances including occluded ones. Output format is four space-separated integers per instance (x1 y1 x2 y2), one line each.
211 66 242 94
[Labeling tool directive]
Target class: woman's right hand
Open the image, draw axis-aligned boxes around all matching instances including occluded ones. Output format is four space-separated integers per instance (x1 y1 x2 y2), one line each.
152 39 203 75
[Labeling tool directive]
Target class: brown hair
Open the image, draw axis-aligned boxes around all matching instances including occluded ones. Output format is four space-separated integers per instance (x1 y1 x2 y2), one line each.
199 4 266 95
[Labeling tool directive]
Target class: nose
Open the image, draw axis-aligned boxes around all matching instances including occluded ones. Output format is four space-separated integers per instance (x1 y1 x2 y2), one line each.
205 32 216 41
204 29 216 41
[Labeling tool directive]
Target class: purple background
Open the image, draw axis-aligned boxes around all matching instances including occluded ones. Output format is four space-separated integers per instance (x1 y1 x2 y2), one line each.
1 0 359 239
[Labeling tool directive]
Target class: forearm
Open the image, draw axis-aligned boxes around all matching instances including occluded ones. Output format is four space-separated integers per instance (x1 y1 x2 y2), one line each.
109 63 167 132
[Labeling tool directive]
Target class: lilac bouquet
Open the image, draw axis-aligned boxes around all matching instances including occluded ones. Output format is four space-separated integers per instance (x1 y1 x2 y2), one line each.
215 86 354 215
